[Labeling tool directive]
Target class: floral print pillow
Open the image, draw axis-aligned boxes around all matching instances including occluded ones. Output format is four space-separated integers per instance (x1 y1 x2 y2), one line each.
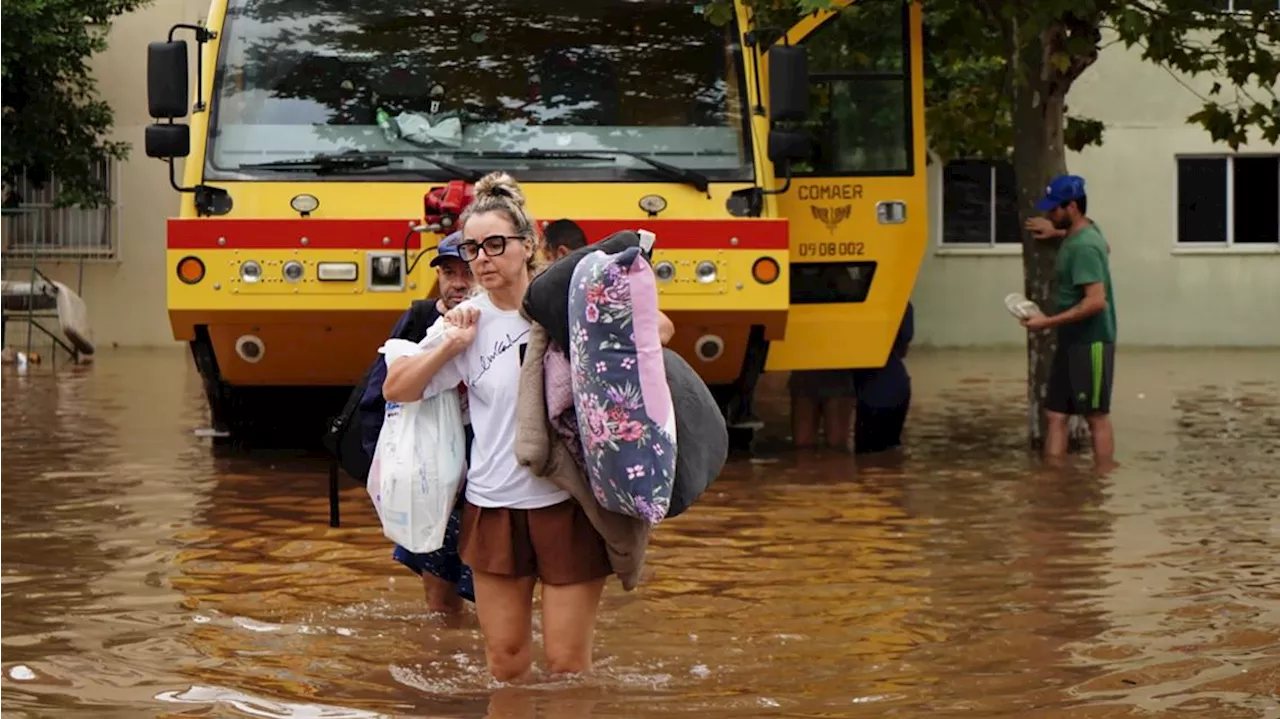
568 246 677 526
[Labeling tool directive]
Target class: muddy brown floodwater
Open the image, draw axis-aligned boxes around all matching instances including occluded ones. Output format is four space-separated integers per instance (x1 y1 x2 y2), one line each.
2 347 1279 719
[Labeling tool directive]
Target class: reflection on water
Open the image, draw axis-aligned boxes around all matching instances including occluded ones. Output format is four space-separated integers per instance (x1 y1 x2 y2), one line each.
3 347 1278 718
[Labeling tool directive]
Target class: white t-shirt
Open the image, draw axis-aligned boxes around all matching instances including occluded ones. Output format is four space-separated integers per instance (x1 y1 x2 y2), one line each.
416 293 569 510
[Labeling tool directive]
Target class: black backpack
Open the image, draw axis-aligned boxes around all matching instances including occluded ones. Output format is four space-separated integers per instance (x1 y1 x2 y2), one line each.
323 299 441 485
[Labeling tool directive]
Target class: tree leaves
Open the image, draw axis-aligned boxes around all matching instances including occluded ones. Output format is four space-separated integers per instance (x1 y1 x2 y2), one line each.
1 0 152 208
701 0 736 27
1064 115 1106 151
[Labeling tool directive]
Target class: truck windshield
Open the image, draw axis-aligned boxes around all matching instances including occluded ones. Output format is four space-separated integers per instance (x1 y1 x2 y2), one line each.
206 0 753 183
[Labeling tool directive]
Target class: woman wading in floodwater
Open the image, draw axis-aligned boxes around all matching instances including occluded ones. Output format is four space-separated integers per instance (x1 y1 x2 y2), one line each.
383 172 611 682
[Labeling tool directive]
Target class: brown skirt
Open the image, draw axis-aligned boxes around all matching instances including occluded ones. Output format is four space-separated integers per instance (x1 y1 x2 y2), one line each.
459 499 612 586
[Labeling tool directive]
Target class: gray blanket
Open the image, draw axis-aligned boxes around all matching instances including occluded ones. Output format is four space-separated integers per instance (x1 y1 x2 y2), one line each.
663 349 727 517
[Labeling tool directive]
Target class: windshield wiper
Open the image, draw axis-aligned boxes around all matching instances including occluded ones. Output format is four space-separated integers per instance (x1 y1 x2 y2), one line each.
591 150 710 195
464 149 710 195
239 151 481 182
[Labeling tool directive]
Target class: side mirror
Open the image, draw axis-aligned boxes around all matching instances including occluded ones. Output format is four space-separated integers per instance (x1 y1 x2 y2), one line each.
767 130 810 164
768 44 809 122
145 123 191 159
148 40 190 119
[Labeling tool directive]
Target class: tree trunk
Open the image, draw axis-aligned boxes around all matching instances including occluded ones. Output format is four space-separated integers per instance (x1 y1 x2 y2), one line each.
1011 33 1069 449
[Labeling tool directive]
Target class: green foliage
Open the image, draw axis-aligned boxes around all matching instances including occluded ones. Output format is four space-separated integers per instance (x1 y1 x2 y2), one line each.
1 0 151 208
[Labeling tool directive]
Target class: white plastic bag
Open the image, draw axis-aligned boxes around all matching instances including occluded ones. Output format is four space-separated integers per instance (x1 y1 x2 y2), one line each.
368 321 466 553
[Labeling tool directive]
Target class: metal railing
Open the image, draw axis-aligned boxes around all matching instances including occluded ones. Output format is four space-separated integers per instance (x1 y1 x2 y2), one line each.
2 160 119 261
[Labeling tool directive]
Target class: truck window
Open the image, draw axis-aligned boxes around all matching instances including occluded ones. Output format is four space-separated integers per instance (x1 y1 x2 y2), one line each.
205 0 753 183
785 2 913 176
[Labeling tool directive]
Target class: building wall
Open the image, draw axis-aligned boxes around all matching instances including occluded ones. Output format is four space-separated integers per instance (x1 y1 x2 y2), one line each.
5 8 1277 351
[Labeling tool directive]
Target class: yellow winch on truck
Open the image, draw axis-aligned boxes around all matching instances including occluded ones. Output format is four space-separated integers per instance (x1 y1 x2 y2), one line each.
143 0 926 444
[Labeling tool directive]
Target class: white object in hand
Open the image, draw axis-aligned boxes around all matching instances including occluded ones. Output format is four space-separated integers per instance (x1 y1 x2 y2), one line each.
638 229 656 254
1004 292 1043 320
370 318 468 554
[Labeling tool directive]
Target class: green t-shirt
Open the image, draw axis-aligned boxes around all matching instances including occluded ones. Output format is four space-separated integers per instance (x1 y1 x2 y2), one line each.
1054 223 1117 345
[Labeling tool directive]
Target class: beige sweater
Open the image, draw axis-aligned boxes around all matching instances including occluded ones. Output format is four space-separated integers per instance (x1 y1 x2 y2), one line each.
514 322 650 591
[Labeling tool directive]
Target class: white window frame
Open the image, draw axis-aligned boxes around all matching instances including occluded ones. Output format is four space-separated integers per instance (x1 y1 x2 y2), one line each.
1172 153 1280 255
1 159 122 262
936 158 1022 256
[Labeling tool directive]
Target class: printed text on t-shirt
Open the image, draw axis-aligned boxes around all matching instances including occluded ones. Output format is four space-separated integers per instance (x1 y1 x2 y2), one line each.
474 330 530 384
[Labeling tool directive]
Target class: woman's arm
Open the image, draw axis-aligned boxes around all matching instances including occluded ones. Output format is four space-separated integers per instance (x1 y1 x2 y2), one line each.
658 310 675 346
383 337 467 403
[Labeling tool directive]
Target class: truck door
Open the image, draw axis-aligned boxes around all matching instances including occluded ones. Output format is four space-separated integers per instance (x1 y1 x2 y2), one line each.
765 1 926 372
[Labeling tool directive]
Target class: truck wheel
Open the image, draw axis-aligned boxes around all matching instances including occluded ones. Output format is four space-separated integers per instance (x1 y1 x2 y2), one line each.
200 381 351 448
189 329 348 448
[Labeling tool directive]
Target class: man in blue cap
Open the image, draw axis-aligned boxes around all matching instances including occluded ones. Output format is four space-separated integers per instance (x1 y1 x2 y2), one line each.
1021 174 1117 467
425 231 475 310
359 231 476 612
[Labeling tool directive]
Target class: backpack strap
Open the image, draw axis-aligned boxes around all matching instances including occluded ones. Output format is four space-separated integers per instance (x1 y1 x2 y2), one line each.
323 300 440 457
401 299 441 342
324 360 376 456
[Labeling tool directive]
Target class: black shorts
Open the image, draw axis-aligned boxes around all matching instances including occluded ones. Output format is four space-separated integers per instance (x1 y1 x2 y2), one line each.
1045 341 1115 416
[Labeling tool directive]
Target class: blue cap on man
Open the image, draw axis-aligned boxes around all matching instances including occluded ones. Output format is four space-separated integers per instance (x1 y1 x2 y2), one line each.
430 231 465 267
1035 174 1087 212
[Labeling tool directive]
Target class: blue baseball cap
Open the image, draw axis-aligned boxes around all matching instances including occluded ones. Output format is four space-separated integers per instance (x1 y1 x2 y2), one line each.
430 231 465 267
1035 174 1087 212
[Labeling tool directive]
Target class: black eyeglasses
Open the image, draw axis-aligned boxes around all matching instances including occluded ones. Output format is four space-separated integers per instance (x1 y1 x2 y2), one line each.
457 235 524 262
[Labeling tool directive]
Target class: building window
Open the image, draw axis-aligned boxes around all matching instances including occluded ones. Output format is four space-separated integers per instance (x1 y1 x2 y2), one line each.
2 160 119 260
940 159 1021 247
1176 155 1279 246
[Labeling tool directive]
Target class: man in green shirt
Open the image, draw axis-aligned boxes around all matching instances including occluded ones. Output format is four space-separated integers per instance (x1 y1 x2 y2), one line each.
1021 174 1117 467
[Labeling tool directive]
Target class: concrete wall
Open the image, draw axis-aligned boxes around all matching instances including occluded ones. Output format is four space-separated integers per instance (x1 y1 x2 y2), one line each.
5 10 1277 351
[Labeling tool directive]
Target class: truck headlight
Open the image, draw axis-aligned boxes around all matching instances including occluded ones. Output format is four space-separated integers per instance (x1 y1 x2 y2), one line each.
240 260 262 284
695 260 717 284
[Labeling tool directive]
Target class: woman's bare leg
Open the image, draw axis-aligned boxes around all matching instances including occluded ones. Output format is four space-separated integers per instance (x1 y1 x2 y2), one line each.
539 577 607 676
472 570 537 682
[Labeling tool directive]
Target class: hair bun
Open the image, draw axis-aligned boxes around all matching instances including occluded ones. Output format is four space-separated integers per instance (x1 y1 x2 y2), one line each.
474 171 525 207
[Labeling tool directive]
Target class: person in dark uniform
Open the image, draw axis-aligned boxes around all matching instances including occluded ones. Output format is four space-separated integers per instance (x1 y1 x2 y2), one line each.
853 302 914 454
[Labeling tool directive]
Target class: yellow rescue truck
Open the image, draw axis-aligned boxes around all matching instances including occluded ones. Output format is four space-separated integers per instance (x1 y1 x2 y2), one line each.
144 0 926 443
